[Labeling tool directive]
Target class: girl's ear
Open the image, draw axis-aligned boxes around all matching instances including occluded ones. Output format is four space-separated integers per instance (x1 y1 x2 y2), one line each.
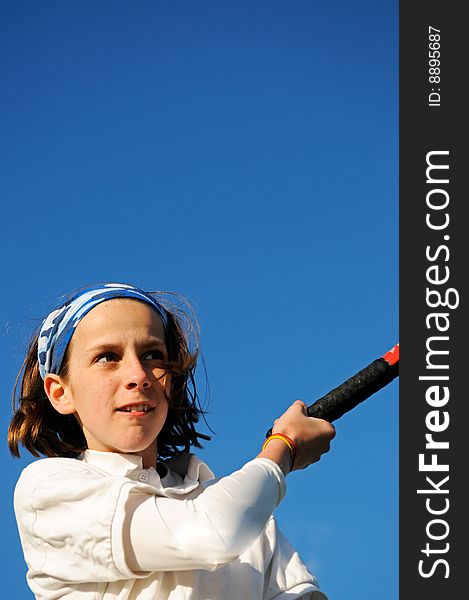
44 374 76 415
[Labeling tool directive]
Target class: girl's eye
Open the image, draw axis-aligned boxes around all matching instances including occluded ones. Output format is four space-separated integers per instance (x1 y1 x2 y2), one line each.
143 349 166 361
96 353 118 364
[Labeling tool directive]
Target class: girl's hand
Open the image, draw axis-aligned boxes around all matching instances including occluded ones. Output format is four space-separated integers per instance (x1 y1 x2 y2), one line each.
270 400 336 472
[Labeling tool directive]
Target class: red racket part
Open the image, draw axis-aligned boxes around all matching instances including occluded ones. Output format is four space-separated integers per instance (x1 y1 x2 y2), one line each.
266 344 399 437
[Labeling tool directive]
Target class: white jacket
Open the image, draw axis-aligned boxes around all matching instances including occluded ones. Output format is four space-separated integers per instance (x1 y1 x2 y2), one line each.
14 450 327 600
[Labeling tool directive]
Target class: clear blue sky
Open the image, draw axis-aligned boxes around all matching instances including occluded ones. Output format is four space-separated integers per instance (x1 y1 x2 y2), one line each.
0 2 398 598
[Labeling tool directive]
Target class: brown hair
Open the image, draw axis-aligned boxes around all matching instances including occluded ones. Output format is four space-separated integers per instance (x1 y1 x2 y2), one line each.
8 291 211 460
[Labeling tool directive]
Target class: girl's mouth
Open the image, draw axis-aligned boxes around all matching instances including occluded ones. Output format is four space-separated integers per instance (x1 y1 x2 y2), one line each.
116 404 154 414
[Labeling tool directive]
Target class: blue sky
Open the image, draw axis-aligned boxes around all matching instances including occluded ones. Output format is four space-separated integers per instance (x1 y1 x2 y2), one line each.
0 2 398 598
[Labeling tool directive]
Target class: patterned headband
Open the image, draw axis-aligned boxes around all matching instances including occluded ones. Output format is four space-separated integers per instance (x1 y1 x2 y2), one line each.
38 283 169 379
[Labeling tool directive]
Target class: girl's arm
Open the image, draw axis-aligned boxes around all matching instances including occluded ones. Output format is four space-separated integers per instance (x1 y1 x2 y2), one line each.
125 401 335 572
124 458 285 571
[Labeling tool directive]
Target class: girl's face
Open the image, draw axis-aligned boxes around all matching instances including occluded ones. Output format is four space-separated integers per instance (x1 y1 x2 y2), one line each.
46 299 170 468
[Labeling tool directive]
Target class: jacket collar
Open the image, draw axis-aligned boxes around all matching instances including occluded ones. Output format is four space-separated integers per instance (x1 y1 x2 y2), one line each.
80 449 215 497
81 449 144 477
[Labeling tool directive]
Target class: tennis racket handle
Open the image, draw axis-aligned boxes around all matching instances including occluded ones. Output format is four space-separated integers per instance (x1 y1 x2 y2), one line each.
265 344 399 437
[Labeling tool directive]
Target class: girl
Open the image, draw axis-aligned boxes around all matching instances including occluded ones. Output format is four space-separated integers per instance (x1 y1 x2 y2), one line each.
9 282 335 600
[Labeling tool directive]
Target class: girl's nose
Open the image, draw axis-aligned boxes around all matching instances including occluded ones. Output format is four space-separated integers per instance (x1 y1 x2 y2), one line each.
124 358 151 390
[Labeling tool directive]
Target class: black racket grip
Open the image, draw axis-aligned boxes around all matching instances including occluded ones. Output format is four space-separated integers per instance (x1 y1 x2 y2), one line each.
265 351 399 437
304 357 398 422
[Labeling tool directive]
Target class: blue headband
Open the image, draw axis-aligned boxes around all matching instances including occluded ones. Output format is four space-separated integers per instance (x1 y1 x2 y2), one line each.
38 283 169 380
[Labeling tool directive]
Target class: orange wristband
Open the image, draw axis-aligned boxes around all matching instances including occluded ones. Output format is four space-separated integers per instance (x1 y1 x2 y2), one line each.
262 433 297 471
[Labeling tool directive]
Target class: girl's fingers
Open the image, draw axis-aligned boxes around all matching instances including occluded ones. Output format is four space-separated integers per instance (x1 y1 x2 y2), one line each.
292 399 307 414
269 401 336 472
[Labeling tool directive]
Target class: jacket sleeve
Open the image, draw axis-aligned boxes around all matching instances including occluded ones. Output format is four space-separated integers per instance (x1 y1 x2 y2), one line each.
125 458 286 572
14 460 140 582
